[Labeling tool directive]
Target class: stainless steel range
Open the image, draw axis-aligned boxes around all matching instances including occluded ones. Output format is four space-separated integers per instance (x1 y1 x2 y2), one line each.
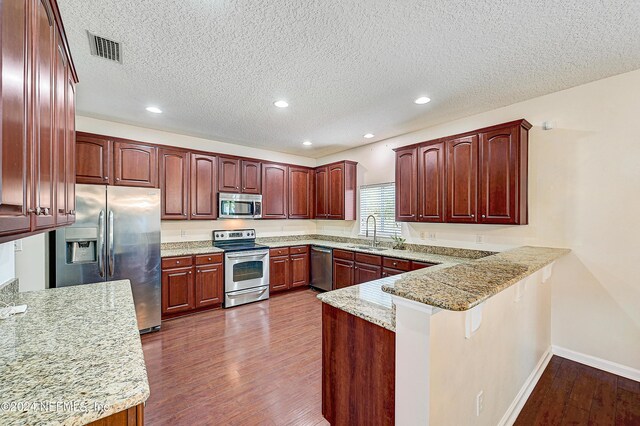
213 229 270 308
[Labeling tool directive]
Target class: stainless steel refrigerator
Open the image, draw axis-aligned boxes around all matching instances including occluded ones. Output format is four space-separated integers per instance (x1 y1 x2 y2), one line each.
52 184 161 333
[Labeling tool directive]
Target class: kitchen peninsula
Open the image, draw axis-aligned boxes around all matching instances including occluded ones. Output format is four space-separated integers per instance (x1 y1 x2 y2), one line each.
0 280 149 425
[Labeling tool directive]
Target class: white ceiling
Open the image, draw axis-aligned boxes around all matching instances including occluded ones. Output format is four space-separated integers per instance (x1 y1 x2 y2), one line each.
58 0 640 158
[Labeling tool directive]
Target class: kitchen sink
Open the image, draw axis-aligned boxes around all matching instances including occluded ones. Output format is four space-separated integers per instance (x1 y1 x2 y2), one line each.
348 245 388 251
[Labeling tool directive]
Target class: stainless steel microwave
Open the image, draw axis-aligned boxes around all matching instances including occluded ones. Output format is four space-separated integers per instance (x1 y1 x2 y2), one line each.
218 193 262 219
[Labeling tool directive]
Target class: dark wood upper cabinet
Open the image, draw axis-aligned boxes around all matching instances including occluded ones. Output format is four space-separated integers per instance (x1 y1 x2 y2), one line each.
262 163 288 219
269 255 290 293
159 148 189 220
75 133 112 185
33 0 55 230
218 156 241 193
113 141 158 188
315 166 329 218
479 121 529 225
395 147 418 221
418 142 446 222
241 160 261 194
53 37 67 226
190 153 217 220
316 161 357 220
0 0 31 238
446 135 478 223
65 63 76 223
288 166 314 219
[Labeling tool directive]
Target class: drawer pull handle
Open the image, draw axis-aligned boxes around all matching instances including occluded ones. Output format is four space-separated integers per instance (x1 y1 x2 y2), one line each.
176 261 180 264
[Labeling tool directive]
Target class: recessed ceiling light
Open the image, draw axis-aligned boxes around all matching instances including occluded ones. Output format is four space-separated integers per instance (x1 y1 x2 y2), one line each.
302 141 312 146
274 100 289 108
145 106 162 114
414 97 431 105
364 133 375 139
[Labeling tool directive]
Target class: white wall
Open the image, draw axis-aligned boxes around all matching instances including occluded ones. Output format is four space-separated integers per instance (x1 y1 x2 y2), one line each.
161 219 316 243
14 234 47 292
0 242 15 285
318 69 640 371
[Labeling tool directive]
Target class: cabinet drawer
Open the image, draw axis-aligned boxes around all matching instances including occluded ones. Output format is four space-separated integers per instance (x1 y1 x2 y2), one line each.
333 249 354 260
290 245 308 254
195 253 223 265
270 247 290 257
411 261 436 271
383 257 411 271
355 252 382 266
162 256 193 269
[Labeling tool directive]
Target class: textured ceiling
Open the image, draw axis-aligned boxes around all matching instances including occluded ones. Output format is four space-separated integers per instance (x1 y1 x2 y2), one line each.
58 0 640 158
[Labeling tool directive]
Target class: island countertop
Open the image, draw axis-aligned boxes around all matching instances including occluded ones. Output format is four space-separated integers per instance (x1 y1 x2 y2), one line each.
0 280 149 426
318 246 569 330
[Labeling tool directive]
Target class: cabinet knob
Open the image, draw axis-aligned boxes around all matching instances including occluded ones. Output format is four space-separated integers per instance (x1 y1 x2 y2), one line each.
419 214 422 218
188 271 192 274
471 214 475 218
393 262 397 266
104 176 109 180
354 267 358 270
482 214 486 218
176 261 180 264
208 257 211 261
43 208 49 216
382 272 387 277
116 177 120 181
28 208 35 214
183 213 187 216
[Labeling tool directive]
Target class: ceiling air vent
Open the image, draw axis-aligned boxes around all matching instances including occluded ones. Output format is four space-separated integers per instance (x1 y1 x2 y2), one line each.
87 31 122 63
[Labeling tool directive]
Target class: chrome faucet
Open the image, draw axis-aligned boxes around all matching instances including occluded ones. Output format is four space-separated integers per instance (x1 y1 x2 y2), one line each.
365 214 378 247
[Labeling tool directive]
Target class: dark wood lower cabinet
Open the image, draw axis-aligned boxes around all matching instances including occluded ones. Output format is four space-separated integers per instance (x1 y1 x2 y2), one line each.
322 303 395 425
162 254 223 319
354 262 382 284
269 246 310 293
333 258 355 289
86 404 144 426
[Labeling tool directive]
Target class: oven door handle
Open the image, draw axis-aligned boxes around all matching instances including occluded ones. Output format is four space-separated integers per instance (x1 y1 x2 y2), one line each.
226 251 268 260
226 286 269 297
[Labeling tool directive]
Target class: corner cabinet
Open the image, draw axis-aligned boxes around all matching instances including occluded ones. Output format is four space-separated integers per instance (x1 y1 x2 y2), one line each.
0 0 78 243
315 161 357 220
394 119 530 225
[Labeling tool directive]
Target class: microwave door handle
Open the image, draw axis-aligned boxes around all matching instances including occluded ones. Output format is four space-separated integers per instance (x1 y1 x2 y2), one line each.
108 210 115 277
98 210 105 277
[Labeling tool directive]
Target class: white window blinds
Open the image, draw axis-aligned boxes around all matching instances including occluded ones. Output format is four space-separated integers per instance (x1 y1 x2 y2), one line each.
359 183 399 238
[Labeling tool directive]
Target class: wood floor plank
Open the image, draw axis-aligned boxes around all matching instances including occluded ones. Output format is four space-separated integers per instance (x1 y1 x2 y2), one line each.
616 387 640 425
532 358 580 425
588 369 617 426
562 404 590 425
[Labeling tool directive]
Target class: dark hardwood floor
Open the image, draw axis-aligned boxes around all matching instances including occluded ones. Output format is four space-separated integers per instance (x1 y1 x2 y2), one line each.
141 289 328 426
142 290 639 425
516 356 640 425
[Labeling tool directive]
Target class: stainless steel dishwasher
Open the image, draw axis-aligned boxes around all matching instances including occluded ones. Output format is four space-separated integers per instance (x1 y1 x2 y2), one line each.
311 246 333 291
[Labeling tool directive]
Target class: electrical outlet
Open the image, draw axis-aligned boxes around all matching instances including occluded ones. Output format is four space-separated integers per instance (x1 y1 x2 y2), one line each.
180 230 187 238
476 234 483 244
428 232 436 240
420 231 426 239
476 391 484 416
14 240 22 252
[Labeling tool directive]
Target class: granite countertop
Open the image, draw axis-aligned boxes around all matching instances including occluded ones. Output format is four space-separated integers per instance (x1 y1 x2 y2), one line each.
161 241 224 257
0 280 150 426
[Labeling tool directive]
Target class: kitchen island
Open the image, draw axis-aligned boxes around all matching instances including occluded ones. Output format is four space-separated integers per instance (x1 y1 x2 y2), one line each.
0 280 149 426
318 245 569 426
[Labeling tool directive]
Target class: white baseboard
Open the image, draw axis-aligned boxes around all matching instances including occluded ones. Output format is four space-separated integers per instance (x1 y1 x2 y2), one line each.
498 347 553 426
552 345 640 382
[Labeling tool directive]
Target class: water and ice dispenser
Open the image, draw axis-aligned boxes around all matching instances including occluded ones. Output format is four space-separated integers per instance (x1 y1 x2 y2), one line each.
64 228 98 264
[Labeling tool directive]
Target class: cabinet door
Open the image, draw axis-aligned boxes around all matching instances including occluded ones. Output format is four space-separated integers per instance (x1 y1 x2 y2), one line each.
269 255 290 292
218 156 240 192
33 0 55 230
190 153 217 220
262 163 288 219
113 141 158 188
290 253 309 288
395 147 418 221
479 126 519 224
65 74 76 223
354 262 382 285
53 38 67 225
315 166 328 218
446 135 478 223
327 163 344 219
195 263 223 307
75 133 111 185
0 0 31 237
382 267 404 278
333 258 354 289
288 166 313 219
161 267 195 314
418 142 446 222
241 160 261 194
159 149 189 220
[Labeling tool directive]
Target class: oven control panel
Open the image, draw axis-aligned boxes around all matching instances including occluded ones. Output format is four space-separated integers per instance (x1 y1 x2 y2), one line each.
213 229 256 241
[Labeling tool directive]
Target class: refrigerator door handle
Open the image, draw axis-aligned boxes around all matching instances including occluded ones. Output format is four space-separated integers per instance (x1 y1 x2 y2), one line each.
98 210 105 277
108 210 115 277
